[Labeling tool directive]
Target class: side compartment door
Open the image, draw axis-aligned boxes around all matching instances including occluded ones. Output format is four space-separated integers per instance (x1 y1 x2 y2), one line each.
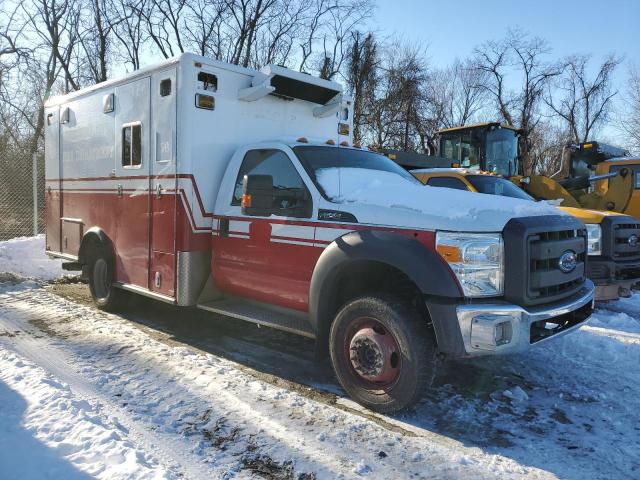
149 69 177 297
114 77 151 288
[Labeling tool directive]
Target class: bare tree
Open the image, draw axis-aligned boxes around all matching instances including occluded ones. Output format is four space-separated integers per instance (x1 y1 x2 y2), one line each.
136 0 187 58
364 41 429 151
474 30 562 174
183 0 227 58
546 54 621 143
527 121 573 176
111 0 147 70
80 0 130 83
346 30 377 144
1 3 30 61
314 0 370 79
428 58 487 130
618 67 640 153
27 0 83 92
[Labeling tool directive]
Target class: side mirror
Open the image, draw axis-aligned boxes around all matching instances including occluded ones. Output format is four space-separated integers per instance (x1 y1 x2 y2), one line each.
242 174 274 216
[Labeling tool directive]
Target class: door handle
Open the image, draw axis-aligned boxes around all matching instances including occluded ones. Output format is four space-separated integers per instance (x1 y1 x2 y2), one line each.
156 184 163 199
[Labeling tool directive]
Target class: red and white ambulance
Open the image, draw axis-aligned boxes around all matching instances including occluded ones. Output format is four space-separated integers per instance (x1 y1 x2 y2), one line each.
45 53 594 412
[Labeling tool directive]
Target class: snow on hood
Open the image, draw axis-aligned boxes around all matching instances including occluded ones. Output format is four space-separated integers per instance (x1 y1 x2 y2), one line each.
316 168 565 232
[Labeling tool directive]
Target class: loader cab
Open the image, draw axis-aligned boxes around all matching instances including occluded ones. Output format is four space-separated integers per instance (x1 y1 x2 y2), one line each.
437 123 520 178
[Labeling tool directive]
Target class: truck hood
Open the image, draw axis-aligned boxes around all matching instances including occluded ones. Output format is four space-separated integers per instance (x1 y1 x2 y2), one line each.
316 168 566 232
558 206 627 225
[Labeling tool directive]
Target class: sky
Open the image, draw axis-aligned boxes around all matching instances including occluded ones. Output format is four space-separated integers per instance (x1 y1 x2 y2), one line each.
374 0 639 67
373 0 639 143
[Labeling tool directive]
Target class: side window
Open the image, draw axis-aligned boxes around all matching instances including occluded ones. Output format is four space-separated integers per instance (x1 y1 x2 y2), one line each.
232 149 311 217
426 177 469 191
122 123 142 168
441 136 460 162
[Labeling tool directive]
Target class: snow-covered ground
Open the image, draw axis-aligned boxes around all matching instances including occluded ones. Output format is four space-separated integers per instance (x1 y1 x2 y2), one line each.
0 236 639 479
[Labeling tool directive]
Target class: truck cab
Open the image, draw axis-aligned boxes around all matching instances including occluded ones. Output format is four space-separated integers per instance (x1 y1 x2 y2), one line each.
412 168 640 301
436 122 520 177
45 53 594 413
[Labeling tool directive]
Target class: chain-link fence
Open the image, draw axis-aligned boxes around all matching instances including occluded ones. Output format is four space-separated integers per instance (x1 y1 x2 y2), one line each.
0 151 45 241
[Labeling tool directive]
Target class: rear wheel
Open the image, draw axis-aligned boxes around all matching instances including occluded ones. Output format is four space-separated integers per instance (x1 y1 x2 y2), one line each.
329 295 437 413
88 246 125 311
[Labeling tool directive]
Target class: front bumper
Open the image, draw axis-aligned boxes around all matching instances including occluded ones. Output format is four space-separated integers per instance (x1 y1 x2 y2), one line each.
454 279 595 356
588 258 640 300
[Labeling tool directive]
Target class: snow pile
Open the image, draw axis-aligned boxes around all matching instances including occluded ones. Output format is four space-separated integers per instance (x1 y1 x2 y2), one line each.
0 349 170 479
0 287 544 479
315 168 562 231
0 235 64 282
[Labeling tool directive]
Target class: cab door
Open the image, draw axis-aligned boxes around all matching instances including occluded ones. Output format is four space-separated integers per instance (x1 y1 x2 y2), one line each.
149 69 177 297
114 77 151 288
212 148 318 311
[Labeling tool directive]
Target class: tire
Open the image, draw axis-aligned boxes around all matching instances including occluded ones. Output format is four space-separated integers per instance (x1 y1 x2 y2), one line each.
329 294 437 413
87 245 125 311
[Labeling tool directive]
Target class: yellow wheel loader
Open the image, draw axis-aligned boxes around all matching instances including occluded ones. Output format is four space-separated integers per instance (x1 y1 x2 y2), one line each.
400 124 638 218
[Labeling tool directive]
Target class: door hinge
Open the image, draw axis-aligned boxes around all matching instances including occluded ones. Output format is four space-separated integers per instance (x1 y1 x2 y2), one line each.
117 184 123 197
155 272 161 288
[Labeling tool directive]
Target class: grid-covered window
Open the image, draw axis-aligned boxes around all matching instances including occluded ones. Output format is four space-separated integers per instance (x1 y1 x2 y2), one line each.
197 72 218 92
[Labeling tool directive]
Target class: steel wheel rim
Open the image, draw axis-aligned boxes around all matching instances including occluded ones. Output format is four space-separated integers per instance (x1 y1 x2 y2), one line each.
93 258 110 300
343 316 402 392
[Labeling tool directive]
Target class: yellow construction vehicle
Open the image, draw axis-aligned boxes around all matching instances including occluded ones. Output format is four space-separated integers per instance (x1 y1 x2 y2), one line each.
399 125 638 217
555 142 640 218
410 168 640 301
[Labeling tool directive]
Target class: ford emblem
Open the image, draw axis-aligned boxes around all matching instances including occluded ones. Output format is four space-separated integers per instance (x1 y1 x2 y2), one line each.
558 250 577 273
629 234 639 248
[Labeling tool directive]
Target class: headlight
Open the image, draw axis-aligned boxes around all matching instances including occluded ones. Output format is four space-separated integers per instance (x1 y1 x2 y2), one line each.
586 224 602 256
436 232 504 297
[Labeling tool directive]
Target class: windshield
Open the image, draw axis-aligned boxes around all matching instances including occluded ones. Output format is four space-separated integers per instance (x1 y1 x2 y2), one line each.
293 146 420 200
485 129 518 177
466 175 534 201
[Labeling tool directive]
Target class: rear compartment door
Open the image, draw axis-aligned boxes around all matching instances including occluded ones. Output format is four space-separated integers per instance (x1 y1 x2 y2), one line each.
114 77 151 289
149 69 177 297
44 106 61 253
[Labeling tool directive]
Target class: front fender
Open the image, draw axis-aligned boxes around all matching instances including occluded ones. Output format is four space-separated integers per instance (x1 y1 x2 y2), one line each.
308 229 462 341
78 227 113 264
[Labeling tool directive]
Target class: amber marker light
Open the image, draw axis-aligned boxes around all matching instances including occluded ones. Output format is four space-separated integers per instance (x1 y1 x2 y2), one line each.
436 244 461 263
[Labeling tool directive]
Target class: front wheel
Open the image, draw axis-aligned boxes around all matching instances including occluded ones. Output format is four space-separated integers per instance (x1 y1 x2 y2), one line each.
88 246 125 311
329 295 437 413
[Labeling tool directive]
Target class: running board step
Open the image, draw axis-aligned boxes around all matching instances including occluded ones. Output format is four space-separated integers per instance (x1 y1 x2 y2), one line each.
197 298 315 338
